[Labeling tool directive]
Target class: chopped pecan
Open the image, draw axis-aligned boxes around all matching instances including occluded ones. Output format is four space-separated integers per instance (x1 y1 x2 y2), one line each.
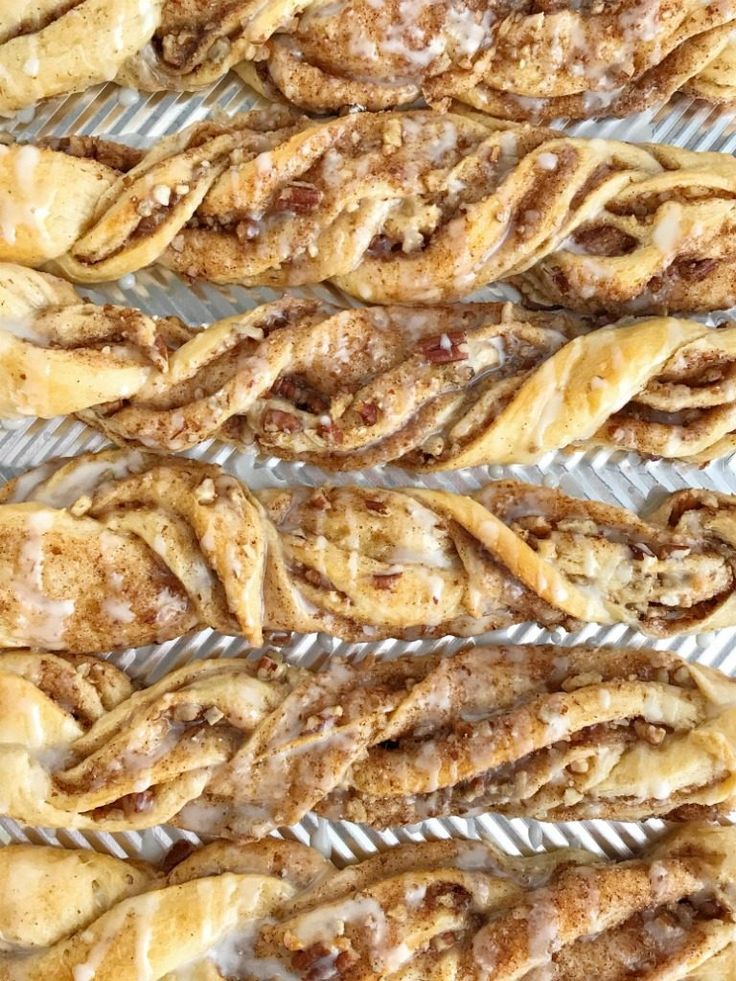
273 182 323 214
263 408 303 433
571 225 638 257
634 719 667 745
673 257 718 281
271 375 329 414
291 943 353 979
304 705 344 735
367 234 399 256
418 331 468 364
365 499 388 515
318 421 344 444
161 839 197 874
255 654 286 681
372 572 403 590
310 491 332 511
270 377 298 401
121 789 154 816
630 542 655 560
302 567 333 591
358 401 379 425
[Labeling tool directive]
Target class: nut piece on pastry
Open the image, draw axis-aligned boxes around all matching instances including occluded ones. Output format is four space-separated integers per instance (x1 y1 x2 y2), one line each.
8 264 736 465
3 0 736 123
3 110 736 314
3 450 736 650
3 645 736 836
2 824 736 979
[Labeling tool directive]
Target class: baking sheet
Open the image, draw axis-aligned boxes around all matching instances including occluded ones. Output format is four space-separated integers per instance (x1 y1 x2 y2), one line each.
2 76 736 869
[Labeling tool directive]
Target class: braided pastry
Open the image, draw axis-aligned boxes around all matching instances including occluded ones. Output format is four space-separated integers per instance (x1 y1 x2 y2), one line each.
4 109 736 314
3 645 736 836
3 824 736 978
3 0 736 123
4 449 736 650
9 265 736 466
246 0 736 120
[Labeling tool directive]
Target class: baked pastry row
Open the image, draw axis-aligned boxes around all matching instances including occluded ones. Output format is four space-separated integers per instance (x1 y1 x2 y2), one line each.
2 449 736 650
5 264 736 466
2 644 736 836
3 108 736 313
3 0 736 123
2 824 735 978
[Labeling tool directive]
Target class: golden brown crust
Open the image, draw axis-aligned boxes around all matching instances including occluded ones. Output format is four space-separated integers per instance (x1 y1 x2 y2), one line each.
250 0 736 121
2 645 736 835
3 450 736 650
2 825 736 978
4 110 736 313
3 1 736 121
9 265 736 464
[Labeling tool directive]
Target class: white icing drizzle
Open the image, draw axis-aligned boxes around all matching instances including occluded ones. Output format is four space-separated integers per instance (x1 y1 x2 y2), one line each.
12 510 74 648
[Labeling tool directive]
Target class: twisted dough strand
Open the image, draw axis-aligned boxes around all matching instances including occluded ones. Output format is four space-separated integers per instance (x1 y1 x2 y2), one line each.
7 264 736 465
2 825 736 979
3 645 736 836
246 0 736 120
4 109 736 313
3 450 736 650
3 0 736 122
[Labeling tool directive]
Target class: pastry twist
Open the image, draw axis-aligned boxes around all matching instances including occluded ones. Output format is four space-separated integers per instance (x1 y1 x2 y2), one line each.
8 265 736 465
3 0 736 122
2 824 736 979
3 645 736 836
247 0 736 120
3 449 736 650
4 109 736 313
0 0 298 115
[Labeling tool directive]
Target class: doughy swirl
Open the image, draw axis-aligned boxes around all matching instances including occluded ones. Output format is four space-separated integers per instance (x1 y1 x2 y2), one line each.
8 265 736 465
3 449 736 650
2 645 736 836
2 824 736 979
2 0 736 122
245 0 736 120
3 109 736 313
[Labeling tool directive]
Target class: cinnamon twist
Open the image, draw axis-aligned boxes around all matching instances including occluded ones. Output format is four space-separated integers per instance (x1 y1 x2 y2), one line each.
9 265 736 465
246 0 736 120
3 449 736 650
4 109 736 314
3 645 736 837
0 0 301 115
3 0 736 123
2 825 736 979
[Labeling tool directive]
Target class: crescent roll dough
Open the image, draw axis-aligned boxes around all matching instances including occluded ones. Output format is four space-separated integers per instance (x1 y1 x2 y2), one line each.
5 264 736 464
1 645 736 835
2 449 736 650
2 110 736 313
2 825 736 978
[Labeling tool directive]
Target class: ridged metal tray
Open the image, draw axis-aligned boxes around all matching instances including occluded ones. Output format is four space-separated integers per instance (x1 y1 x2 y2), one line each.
2 77 736 869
